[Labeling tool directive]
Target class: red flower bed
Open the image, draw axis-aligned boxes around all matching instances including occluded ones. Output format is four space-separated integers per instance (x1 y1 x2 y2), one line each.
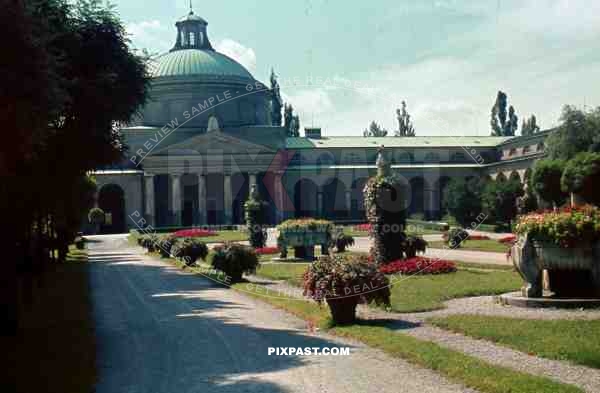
467 234 490 241
379 256 457 275
255 247 279 255
498 234 517 244
354 223 372 232
172 228 217 238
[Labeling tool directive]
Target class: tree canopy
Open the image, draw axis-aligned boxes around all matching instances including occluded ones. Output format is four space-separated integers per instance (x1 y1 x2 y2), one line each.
363 121 388 137
545 105 600 161
443 177 483 227
490 90 519 136
395 101 415 137
531 159 568 207
521 114 540 136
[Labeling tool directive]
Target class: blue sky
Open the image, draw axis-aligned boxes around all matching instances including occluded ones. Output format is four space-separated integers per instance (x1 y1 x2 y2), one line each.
117 0 600 136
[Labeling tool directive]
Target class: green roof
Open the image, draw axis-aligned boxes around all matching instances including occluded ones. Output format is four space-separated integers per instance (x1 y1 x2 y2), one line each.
151 49 253 81
286 136 513 149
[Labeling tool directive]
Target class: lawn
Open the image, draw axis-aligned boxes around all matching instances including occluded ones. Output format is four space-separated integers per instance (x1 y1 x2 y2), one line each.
6 245 96 393
202 230 248 243
231 281 582 393
344 228 443 238
428 239 510 253
254 261 522 313
429 315 600 369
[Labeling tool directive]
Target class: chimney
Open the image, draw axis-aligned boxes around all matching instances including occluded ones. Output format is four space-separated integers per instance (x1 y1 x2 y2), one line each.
304 127 322 139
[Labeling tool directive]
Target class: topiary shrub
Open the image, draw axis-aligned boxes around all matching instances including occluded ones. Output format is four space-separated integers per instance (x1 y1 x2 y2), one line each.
561 152 600 206
445 227 469 249
330 230 355 253
211 243 259 283
157 235 177 258
364 148 407 264
88 207 105 233
244 185 267 248
303 254 391 325
531 159 567 207
171 238 208 266
403 235 427 258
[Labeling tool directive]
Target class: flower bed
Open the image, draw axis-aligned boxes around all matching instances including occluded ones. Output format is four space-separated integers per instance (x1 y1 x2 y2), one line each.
467 234 491 241
514 204 600 248
379 256 457 275
255 246 279 255
172 228 217 238
353 223 372 232
498 234 517 244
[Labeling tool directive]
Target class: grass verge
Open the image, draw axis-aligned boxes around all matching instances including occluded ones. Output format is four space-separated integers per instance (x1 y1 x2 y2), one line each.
7 245 96 393
429 239 510 253
429 315 600 369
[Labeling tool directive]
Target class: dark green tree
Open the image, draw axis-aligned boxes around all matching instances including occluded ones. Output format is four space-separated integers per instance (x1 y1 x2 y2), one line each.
491 91 518 136
443 177 483 227
531 159 568 207
545 105 600 160
290 115 300 137
283 103 300 136
363 121 388 137
561 152 600 206
269 68 283 126
521 114 540 136
482 178 524 226
395 101 415 137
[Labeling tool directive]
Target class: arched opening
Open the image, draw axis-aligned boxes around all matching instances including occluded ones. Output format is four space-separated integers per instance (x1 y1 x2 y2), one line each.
509 171 521 183
294 179 318 218
182 174 198 227
154 175 170 227
98 184 125 234
351 178 368 220
409 177 425 217
496 172 507 182
232 173 249 225
436 176 451 219
322 179 348 221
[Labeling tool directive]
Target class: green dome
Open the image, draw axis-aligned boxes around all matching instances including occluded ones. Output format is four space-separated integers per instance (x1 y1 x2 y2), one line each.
151 49 253 81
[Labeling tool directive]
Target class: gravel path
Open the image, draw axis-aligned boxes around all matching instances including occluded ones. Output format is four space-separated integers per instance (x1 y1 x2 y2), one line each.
87 235 475 393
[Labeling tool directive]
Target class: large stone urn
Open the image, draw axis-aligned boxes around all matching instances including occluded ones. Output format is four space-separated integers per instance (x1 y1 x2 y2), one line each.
511 234 600 298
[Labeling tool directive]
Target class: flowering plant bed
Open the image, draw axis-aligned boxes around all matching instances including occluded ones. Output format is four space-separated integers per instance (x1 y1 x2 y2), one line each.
255 246 279 255
514 205 600 248
379 257 457 275
172 228 217 238
498 234 517 244
467 235 491 241
353 223 372 232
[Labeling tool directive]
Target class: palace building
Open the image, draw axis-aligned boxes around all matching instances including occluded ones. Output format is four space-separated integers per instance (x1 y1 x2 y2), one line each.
92 9 550 233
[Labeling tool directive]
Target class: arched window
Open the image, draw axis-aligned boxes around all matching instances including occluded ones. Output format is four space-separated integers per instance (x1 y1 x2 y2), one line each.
199 32 204 45
537 142 545 152
395 151 413 163
424 152 440 162
451 152 466 162
522 145 531 154
508 148 517 157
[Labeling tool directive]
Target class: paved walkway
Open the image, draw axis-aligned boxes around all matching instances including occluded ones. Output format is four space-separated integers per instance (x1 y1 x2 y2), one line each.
87 235 475 393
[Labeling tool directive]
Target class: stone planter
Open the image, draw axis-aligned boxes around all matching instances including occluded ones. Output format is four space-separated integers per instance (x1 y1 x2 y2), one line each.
326 297 358 325
280 230 329 261
511 236 600 298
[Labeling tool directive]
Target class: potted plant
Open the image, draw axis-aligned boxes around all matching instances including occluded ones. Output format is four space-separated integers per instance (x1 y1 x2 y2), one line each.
403 235 427 258
277 218 333 260
330 230 355 253
303 255 391 325
210 243 260 283
444 228 469 249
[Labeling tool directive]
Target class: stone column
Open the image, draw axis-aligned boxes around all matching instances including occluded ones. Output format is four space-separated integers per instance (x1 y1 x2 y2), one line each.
171 174 182 226
249 173 257 190
223 174 232 225
144 173 155 226
197 173 206 225
317 191 324 218
345 190 352 218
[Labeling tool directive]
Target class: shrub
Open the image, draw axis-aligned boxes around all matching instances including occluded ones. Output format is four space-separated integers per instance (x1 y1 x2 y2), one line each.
74 237 85 250
379 257 456 275
172 228 217 238
244 185 267 248
302 254 391 324
139 234 159 252
482 178 524 225
444 228 469 248
561 152 600 205
171 238 208 265
364 149 407 264
403 235 427 258
330 231 355 253
531 159 568 207
87 207 105 225
276 234 288 258
210 243 259 282
157 235 177 258
443 177 483 227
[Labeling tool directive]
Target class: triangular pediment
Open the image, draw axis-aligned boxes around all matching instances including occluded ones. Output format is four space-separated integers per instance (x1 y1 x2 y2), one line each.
152 130 276 156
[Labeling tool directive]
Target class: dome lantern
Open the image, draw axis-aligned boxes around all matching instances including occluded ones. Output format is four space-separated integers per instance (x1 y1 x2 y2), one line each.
171 1 213 51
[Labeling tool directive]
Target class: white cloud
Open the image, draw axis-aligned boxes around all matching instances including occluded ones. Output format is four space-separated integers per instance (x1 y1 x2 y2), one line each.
126 20 172 54
214 39 257 73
